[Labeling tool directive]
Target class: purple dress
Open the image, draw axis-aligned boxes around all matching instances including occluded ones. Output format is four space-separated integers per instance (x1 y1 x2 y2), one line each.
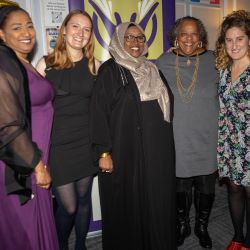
0 67 59 250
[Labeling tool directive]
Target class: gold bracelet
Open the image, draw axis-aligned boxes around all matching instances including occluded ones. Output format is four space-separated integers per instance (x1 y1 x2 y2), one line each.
100 152 110 158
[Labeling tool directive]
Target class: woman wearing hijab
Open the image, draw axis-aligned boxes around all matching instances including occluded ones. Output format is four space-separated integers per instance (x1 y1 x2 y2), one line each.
91 22 176 250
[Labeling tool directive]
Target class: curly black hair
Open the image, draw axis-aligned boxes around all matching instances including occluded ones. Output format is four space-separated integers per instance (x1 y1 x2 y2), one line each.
168 16 208 48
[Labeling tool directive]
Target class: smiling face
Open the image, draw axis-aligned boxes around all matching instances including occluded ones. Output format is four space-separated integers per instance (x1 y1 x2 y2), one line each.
0 10 36 59
64 13 92 53
176 20 200 56
225 26 250 63
124 25 145 58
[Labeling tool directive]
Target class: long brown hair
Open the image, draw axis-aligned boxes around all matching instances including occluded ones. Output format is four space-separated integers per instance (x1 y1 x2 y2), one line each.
215 10 250 70
46 9 96 75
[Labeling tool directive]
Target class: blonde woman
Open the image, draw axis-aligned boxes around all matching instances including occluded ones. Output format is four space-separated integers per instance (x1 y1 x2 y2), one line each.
36 10 100 250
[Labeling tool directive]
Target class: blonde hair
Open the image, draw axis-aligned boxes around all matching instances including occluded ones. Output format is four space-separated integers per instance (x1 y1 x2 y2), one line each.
0 0 19 8
46 9 97 75
215 10 250 70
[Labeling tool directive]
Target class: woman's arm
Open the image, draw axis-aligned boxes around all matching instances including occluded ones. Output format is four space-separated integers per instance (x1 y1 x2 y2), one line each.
90 61 116 173
0 69 51 188
35 57 47 77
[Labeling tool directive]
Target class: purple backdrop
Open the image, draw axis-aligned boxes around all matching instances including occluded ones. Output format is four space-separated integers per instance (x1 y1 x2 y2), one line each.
67 0 175 233
68 0 175 52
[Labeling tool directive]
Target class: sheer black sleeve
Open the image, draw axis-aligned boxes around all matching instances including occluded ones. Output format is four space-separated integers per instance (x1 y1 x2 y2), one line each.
0 44 41 203
0 69 40 174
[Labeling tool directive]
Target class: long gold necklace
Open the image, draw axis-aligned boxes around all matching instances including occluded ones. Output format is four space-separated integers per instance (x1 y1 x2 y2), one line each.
175 51 200 103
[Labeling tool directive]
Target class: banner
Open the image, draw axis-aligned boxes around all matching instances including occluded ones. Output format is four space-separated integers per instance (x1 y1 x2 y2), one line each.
68 0 176 234
69 0 175 61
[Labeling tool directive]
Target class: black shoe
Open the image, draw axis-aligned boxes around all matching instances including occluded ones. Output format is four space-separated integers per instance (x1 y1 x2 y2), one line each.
194 223 212 249
194 191 214 249
177 221 191 246
176 191 192 247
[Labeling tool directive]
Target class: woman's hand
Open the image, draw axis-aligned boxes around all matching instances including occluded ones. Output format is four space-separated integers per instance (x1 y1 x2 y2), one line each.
99 155 113 173
34 161 52 189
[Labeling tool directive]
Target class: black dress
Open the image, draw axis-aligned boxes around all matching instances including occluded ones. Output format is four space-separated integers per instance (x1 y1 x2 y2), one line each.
45 58 98 186
91 59 176 250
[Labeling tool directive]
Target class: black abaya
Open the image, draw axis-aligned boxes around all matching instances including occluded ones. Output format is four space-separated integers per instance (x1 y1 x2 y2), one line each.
91 59 176 250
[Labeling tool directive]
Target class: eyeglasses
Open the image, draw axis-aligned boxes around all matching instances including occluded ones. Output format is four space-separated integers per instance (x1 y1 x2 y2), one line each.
124 34 146 43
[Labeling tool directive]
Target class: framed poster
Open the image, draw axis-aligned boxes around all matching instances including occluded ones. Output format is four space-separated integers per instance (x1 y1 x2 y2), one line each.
40 0 69 54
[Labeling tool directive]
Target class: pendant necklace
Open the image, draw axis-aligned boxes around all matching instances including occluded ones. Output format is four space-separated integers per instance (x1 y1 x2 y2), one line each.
187 57 192 66
175 51 200 103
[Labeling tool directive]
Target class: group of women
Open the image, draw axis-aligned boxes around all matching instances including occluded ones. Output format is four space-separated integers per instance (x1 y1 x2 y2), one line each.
0 2 249 250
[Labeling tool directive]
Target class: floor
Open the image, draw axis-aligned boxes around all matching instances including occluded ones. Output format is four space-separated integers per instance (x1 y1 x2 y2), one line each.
69 180 239 250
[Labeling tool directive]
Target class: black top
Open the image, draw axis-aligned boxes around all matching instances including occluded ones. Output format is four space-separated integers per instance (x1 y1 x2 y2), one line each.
45 58 97 186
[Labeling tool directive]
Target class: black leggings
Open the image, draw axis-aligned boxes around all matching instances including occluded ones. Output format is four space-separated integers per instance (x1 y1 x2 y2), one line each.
53 176 93 250
227 181 250 247
176 172 217 194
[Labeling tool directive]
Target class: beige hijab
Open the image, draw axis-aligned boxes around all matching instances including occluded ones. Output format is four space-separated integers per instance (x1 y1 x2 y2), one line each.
109 22 170 122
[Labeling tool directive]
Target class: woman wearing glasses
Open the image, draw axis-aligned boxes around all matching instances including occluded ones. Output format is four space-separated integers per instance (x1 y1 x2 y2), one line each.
91 22 176 250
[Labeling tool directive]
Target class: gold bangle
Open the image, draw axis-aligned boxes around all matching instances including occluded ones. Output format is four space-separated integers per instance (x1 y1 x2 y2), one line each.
100 152 110 158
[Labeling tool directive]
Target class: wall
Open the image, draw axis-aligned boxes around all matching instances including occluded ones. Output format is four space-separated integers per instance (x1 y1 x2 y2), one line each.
176 0 250 50
15 0 250 60
15 0 69 65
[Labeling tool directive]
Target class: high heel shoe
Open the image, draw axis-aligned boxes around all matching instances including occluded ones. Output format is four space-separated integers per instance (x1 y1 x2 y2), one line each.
226 241 242 250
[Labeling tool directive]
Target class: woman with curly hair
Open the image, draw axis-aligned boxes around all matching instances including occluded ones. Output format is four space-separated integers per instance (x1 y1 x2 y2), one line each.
156 16 219 249
215 10 250 250
36 9 100 250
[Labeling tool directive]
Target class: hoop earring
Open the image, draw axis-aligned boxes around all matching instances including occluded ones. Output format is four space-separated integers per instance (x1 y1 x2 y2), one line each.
198 41 203 48
174 39 179 48
0 32 5 43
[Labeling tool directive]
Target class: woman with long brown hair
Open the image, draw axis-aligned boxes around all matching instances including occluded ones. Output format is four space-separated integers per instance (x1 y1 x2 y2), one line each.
215 10 250 250
36 9 100 250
